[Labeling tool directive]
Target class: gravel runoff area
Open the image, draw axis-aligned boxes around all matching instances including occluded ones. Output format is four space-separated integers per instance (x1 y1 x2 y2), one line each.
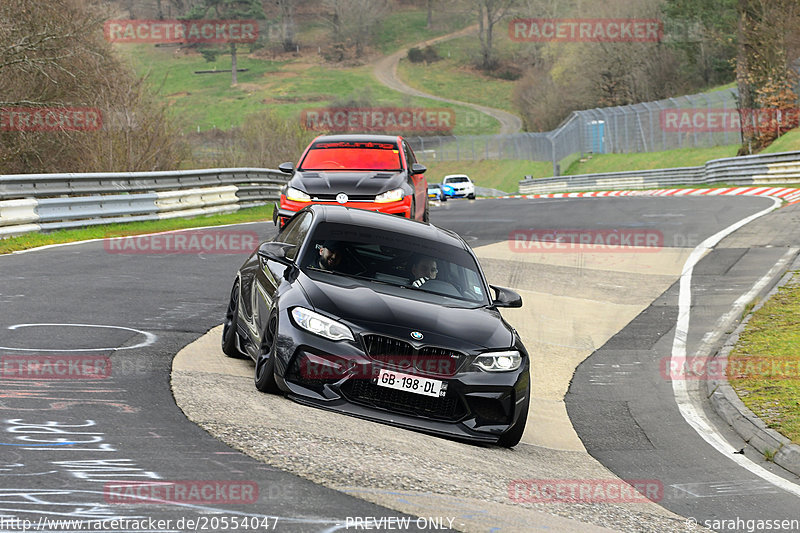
172 356 702 533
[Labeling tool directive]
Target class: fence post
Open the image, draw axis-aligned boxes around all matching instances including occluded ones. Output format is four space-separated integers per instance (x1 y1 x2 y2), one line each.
688 95 699 148
668 98 681 149
702 93 712 147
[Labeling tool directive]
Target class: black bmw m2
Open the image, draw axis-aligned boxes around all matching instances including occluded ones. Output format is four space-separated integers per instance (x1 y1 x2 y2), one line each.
222 205 530 446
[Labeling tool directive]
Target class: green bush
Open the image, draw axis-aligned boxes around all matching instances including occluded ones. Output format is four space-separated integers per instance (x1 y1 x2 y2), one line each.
408 47 425 63
408 46 439 63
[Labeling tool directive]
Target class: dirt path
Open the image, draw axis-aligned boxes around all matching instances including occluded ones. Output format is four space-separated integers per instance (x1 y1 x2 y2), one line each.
372 25 523 135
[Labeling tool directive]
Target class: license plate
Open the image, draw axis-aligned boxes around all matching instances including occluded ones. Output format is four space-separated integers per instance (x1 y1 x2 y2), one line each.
376 369 445 398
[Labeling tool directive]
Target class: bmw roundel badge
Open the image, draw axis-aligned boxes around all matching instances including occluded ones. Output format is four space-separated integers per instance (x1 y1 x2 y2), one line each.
410 331 424 340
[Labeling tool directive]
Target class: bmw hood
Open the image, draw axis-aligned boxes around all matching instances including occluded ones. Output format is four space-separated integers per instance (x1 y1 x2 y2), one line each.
298 274 514 351
289 171 406 196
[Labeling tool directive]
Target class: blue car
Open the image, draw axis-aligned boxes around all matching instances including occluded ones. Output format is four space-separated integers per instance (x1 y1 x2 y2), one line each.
427 183 453 202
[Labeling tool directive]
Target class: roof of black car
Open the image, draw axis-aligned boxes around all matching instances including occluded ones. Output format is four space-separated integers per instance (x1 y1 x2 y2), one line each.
307 205 467 249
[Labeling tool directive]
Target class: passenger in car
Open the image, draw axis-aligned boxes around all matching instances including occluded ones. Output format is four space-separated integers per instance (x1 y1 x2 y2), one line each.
409 255 438 287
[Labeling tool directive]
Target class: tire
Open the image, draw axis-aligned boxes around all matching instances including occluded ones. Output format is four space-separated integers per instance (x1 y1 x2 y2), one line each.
410 196 416 221
497 393 529 448
254 314 280 393
422 198 430 223
221 280 246 358
440 193 447 202
468 193 475 200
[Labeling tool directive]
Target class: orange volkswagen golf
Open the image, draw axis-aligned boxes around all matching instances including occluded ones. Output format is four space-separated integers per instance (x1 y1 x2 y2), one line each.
274 134 429 229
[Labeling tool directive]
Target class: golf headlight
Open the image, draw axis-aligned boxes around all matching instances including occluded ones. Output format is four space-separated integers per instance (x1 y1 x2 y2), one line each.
286 187 311 202
291 307 354 341
375 188 404 203
473 351 522 372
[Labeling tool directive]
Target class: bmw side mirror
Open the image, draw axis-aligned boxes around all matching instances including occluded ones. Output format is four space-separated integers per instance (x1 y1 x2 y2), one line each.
278 162 295 174
257 242 296 265
411 163 427 175
490 285 522 308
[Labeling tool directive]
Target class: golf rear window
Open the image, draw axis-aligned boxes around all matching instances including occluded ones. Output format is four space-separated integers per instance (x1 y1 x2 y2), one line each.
300 141 402 171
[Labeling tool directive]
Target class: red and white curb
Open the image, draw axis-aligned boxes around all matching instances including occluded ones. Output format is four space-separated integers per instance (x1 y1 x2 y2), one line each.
493 187 800 206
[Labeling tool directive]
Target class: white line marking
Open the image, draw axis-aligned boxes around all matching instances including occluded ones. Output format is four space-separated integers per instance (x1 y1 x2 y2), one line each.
0 324 157 352
670 195 800 498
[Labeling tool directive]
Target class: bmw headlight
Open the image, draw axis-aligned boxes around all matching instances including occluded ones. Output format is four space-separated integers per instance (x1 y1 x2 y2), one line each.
286 187 311 202
291 307 354 341
375 188 404 203
473 350 522 372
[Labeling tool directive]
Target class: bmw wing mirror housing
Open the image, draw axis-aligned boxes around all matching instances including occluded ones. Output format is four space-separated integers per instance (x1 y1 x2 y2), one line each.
257 242 296 265
411 163 427 175
278 162 295 174
490 285 523 308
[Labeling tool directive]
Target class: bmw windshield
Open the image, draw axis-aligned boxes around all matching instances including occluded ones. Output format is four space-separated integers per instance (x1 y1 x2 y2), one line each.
300 222 490 306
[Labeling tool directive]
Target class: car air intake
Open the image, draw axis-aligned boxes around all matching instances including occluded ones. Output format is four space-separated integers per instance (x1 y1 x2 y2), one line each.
343 379 466 421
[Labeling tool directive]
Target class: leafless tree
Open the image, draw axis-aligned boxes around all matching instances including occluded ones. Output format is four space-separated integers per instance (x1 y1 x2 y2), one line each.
512 0 691 130
200 110 315 168
0 0 187 172
472 0 518 70
322 0 390 58
736 0 800 153
276 0 298 51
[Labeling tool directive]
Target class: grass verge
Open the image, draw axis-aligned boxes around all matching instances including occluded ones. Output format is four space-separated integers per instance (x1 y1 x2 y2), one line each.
424 160 553 193
121 44 499 136
761 129 800 153
564 145 741 175
727 272 800 445
375 9 473 54
423 145 745 193
397 55 518 115
393 26 530 115
0 205 273 255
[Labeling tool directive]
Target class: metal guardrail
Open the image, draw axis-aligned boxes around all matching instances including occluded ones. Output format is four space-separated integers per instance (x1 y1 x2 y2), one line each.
0 168 289 238
518 150 800 195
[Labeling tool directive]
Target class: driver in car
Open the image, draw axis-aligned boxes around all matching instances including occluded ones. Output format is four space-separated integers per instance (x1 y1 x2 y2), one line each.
410 255 438 287
317 240 345 271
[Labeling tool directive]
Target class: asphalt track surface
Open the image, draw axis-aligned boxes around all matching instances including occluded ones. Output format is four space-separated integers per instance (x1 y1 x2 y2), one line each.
1 195 799 532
